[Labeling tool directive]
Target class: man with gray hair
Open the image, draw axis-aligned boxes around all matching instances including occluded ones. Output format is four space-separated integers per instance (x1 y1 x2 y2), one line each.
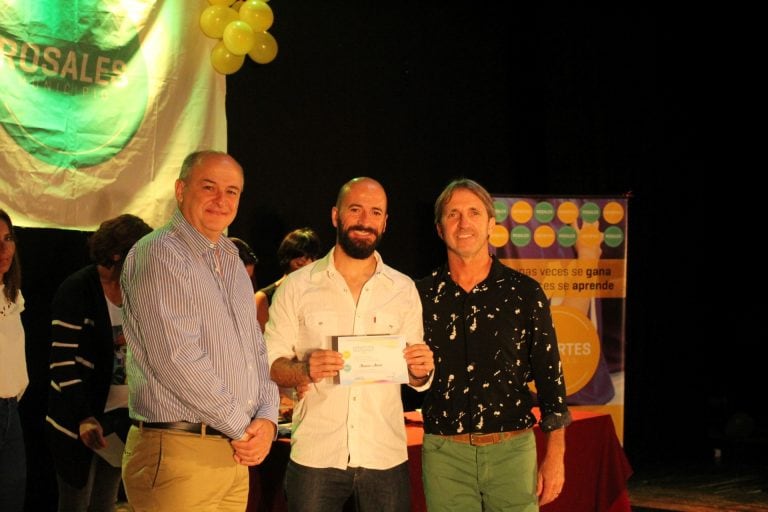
120 150 279 511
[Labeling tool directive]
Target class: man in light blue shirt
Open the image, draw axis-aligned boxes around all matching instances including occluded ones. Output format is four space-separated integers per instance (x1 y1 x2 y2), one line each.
120 150 279 511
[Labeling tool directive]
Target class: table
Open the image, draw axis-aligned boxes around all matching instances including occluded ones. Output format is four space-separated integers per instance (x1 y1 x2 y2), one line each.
248 410 632 512
539 411 632 512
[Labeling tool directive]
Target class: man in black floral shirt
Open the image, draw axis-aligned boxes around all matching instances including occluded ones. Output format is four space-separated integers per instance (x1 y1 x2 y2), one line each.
417 178 572 511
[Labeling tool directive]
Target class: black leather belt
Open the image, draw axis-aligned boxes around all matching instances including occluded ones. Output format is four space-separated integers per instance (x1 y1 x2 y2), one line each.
132 420 227 438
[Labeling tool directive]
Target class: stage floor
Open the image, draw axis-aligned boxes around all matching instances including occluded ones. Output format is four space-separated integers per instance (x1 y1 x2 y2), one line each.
628 459 768 511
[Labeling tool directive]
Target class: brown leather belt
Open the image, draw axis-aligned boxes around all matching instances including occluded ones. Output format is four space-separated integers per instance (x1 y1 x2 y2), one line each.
132 420 227 438
434 429 530 447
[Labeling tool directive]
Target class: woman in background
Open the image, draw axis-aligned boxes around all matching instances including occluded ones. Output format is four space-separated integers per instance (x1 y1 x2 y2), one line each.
255 227 321 422
254 227 321 331
230 236 259 291
0 209 27 512
45 214 152 512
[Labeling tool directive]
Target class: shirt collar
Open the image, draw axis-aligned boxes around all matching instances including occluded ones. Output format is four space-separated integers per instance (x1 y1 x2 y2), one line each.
309 248 394 287
440 254 501 288
169 209 237 257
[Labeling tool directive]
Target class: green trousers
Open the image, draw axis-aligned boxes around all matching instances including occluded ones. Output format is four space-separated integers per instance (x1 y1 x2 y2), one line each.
422 431 538 512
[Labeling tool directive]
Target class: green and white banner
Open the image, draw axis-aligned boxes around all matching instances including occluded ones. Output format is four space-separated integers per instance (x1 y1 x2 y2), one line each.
0 0 226 229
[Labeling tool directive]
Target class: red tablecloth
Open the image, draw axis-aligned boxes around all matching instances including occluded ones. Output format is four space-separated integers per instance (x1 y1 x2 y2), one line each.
249 410 632 512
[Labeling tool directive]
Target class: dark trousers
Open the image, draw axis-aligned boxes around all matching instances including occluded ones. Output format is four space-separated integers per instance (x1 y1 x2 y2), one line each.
285 460 410 512
0 397 26 512
56 454 122 512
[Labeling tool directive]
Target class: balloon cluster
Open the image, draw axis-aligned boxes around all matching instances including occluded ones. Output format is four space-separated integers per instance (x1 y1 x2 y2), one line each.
200 0 278 75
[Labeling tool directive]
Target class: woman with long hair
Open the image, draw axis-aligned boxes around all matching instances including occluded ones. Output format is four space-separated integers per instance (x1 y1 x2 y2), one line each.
0 209 28 512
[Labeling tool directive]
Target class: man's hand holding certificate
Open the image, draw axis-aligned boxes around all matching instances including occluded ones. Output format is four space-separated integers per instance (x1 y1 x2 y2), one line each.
332 334 408 385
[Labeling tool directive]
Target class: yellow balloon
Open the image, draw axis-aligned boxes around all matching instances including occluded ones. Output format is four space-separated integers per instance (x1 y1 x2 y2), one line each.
223 20 256 55
248 31 278 64
211 41 245 75
208 0 234 5
239 0 274 32
200 5 238 39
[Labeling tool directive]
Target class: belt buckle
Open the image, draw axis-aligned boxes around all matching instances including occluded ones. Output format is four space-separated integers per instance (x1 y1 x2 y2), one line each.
469 432 494 446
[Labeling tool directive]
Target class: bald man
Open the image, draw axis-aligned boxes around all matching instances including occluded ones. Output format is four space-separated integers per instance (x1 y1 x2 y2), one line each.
266 177 434 512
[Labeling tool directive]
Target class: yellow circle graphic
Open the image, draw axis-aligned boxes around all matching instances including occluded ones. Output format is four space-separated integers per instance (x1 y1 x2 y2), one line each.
557 201 579 224
603 201 625 224
551 305 600 395
577 224 602 248
510 201 533 223
489 224 510 248
533 225 556 248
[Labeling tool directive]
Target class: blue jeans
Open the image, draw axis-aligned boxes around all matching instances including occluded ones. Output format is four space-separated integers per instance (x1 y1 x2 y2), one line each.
56 453 122 512
285 460 410 512
0 397 26 512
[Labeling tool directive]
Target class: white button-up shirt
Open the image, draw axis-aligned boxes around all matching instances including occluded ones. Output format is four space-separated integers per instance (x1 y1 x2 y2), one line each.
0 287 27 400
265 249 424 470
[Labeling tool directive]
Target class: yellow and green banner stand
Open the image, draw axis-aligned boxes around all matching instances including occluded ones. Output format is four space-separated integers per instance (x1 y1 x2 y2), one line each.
490 196 628 442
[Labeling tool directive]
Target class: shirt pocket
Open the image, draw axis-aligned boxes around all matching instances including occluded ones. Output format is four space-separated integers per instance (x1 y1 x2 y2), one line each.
297 310 339 357
368 312 400 334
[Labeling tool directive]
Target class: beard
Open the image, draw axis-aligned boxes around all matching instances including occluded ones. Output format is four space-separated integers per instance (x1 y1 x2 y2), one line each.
337 222 382 259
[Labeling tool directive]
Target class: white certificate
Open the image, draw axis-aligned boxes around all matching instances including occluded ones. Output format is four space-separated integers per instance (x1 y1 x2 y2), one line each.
94 433 125 468
332 334 408 385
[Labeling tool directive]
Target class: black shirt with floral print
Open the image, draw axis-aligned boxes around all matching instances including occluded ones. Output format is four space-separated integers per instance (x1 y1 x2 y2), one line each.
416 256 571 434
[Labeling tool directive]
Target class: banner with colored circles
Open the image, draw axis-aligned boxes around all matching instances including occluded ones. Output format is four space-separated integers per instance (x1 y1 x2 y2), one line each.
0 0 227 230
490 196 628 441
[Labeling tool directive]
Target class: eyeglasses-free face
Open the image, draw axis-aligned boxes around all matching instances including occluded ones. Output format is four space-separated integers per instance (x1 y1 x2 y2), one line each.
0 222 16 277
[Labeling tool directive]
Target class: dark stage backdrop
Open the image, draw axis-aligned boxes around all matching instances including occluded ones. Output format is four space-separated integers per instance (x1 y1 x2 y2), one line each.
12 5 754 511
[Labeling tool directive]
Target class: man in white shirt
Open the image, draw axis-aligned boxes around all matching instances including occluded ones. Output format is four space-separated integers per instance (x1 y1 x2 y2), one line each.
266 177 433 512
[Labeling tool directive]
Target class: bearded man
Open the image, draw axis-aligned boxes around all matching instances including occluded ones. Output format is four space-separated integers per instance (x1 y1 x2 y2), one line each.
265 177 434 512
